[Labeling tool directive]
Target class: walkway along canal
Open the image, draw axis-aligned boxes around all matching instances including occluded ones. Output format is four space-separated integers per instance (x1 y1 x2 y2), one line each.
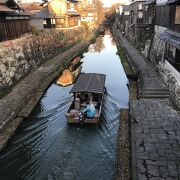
0 31 129 180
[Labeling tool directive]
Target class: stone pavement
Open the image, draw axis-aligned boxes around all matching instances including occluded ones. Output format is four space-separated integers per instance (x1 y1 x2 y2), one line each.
131 99 180 180
114 28 180 179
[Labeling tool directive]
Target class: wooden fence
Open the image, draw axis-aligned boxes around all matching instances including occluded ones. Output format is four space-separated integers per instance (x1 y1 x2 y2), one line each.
0 17 31 42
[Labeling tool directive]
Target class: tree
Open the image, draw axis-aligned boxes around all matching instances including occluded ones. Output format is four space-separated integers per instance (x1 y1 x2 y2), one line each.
93 0 105 25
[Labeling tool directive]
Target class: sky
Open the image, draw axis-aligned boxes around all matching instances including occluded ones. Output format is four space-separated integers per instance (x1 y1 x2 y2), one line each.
101 0 130 7
21 0 130 7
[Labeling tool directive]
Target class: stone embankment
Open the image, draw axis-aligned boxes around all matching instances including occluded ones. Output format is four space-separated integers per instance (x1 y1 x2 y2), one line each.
148 26 180 110
0 27 93 150
114 26 180 180
0 27 85 93
158 61 180 109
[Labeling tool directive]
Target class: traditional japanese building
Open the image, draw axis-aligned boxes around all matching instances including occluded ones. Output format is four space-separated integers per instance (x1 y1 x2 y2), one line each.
145 0 180 108
143 0 156 37
22 2 44 30
119 5 130 37
42 0 81 28
128 0 146 49
78 0 97 22
157 0 180 71
148 0 180 71
0 0 31 42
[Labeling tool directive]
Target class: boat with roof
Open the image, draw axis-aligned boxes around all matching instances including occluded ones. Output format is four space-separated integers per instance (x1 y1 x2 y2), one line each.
66 73 106 124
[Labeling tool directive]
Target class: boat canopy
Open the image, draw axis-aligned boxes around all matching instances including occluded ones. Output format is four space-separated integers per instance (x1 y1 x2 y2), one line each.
70 73 106 94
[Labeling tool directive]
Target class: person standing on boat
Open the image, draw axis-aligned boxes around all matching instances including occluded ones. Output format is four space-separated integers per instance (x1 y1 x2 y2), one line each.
79 102 96 120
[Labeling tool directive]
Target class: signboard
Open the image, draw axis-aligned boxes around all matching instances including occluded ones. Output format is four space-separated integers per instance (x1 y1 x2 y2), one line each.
156 0 168 5
138 3 143 10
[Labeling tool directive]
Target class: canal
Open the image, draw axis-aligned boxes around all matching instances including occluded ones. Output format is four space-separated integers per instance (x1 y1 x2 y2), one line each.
0 31 129 180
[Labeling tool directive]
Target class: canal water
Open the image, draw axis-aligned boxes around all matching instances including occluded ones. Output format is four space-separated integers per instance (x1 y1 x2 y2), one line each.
0 31 129 180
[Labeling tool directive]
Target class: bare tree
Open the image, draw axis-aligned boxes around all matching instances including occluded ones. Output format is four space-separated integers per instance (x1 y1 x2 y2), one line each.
93 0 105 25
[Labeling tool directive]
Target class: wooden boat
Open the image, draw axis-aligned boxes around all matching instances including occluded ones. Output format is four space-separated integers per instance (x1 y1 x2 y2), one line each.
57 56 82 86
66 73 106 124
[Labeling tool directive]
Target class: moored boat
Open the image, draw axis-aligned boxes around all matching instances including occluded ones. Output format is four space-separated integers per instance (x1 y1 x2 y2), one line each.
66 73 106 124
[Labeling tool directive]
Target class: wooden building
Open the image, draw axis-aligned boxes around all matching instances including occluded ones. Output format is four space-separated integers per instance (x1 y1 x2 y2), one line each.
119 5 130 37
78 0 97 22
42 0 81 28
23 2 44 30
156 0 180 71
128 0 147 49
0 0 31 42
143 0 156 37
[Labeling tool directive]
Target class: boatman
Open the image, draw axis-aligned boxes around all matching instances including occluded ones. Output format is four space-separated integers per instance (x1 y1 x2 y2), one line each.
79 102 96 120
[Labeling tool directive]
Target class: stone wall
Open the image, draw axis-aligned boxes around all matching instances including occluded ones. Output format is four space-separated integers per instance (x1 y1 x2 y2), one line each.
150 25 180 109
148 34 165 64
0 27 85 91
148 25 167 64
142 39 151 58
158 60 180 109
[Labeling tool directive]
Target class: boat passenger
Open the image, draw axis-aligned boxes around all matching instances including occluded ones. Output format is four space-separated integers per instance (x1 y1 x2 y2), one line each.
79 93 87 103
79 102 96 120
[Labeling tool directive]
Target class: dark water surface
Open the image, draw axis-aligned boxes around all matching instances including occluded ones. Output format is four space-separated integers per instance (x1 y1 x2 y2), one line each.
0 31 129 180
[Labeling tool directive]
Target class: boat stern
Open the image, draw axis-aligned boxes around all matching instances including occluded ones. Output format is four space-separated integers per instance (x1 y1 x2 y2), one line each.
66 110 80 123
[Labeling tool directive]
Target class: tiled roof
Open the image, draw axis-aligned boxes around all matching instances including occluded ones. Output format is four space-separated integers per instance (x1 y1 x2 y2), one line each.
70 73 106 94
144 0 156 5
0 0 7 3
66 11 80 16
123 5 129 11
158 30 180 50
67 0 79 3
167 0 177 3
26 2 43 11
0 4 14 12
35 7 54 18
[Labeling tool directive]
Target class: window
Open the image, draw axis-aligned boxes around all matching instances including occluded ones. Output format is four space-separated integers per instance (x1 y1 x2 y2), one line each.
70 3 74 10
167 44 176 59
175 6 180 24
166 44 180 71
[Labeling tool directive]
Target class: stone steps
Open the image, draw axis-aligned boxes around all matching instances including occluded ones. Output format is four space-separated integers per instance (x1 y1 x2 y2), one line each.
139 88 170 98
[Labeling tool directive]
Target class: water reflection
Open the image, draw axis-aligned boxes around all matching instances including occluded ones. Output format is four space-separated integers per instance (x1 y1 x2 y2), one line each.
57 56 82 86
0 31 129 180
93 37 105 53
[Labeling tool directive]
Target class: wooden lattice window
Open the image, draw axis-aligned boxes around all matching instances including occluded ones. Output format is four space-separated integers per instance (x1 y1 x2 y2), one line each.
175 6 180 24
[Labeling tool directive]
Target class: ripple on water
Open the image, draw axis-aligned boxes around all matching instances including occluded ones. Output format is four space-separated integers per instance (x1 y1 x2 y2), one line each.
0 31 129 180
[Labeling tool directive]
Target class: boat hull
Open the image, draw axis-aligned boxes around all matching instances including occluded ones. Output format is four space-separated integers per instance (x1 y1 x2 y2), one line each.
66 112 100 124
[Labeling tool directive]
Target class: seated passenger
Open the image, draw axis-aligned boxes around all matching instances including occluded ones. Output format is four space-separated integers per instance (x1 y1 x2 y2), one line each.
79 102 96 120
79 93 86 103
79 93 90 104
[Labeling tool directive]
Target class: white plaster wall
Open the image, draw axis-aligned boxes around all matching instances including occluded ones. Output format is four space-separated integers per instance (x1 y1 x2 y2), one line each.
154 25 167 34
30 19 44 30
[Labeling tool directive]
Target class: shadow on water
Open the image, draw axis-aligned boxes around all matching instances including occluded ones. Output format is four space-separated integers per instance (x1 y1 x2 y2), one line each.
0 30 129 180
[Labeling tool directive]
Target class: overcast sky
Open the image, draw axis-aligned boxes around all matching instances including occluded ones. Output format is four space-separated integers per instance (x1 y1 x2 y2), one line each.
21 0 130 7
